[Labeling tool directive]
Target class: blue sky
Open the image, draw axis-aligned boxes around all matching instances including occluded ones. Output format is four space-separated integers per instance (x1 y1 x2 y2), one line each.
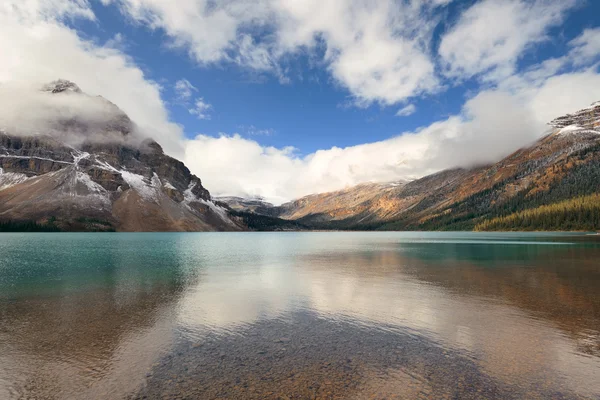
1 0 600 202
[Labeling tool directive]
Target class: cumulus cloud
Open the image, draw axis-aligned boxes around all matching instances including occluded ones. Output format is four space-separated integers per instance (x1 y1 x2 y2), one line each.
173 78 213 119
188 98 211 120
396 104 416 117
568 28 600 66
439 0 577 82
0 0 185 156
500 28 600 94
174 79 197 101
104 0 451 105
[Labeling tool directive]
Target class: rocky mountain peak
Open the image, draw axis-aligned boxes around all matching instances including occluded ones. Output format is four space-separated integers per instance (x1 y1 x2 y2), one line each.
40 80 134 138
140 138 164 155
549 101 600 133
41 79 82 94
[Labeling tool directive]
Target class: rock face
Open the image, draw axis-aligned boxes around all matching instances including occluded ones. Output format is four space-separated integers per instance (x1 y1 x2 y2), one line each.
226 102 600 231
0 80 243 232
549 102 600 132
42 79 83 94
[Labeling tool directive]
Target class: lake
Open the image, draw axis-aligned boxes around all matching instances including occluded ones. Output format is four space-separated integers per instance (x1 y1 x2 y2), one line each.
0 232 599 399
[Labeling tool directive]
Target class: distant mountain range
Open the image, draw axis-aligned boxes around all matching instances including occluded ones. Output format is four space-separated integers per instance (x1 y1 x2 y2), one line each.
221 101 600 232
1 80 599 231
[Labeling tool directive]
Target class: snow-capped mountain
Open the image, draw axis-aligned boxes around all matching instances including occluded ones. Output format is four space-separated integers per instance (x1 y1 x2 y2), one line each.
0 80 242 231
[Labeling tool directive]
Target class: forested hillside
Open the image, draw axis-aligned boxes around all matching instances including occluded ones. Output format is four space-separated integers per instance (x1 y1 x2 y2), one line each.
380 136 600 232
474 194 600 231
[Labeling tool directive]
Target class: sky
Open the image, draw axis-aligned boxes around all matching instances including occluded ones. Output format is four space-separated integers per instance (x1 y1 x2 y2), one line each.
1 0 600 204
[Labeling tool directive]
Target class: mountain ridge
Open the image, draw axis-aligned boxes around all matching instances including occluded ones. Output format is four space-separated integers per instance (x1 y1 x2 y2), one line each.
220 101 600 231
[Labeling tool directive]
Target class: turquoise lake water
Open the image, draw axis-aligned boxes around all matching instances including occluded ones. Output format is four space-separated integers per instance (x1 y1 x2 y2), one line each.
0 232 599 399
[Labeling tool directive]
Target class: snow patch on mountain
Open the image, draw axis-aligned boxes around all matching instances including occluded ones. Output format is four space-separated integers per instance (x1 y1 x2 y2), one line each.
120 171 161 203
556 125 600 136
94 159 120 172
199 198 237 227
74 171 105 194
558 125 583 134
163 181 176 190
72 150 90 167
72 171 111 208
0 168 29 191
184 182 236 226
183 181 200 205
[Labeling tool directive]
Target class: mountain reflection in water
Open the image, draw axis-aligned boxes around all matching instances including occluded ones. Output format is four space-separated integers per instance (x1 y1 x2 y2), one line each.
0 232 599 399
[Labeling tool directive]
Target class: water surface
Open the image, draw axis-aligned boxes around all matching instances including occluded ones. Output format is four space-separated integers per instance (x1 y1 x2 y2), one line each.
0 232 599 399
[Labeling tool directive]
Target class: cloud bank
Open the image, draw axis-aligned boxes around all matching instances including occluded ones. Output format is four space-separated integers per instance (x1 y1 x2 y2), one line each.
0 81 133 145
0 0 185 156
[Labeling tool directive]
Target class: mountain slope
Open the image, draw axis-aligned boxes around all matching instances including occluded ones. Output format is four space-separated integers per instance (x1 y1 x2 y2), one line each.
277 181 408 225
228 102 600 231
0 80 243 232
387 102 600 231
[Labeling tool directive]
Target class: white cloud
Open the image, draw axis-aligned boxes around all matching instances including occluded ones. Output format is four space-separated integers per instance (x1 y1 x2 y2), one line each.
241 125 276 136
500 28 600 94
273 0 442 106
5 0 96 23
527 72 600 125
174 78 213 120
174 79 197 101
439 0 577 82
189 98 212 120
396 104 416 117
0 0 186 156
568 28 600 66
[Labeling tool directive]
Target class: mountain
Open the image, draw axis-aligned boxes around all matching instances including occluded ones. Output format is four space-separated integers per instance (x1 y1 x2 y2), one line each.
276 181 409 226
214 196 280 217
0 80 243 232
222 102 600 231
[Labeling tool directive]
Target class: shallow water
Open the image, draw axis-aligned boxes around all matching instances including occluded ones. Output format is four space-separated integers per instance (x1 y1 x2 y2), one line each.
0 232 599 399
